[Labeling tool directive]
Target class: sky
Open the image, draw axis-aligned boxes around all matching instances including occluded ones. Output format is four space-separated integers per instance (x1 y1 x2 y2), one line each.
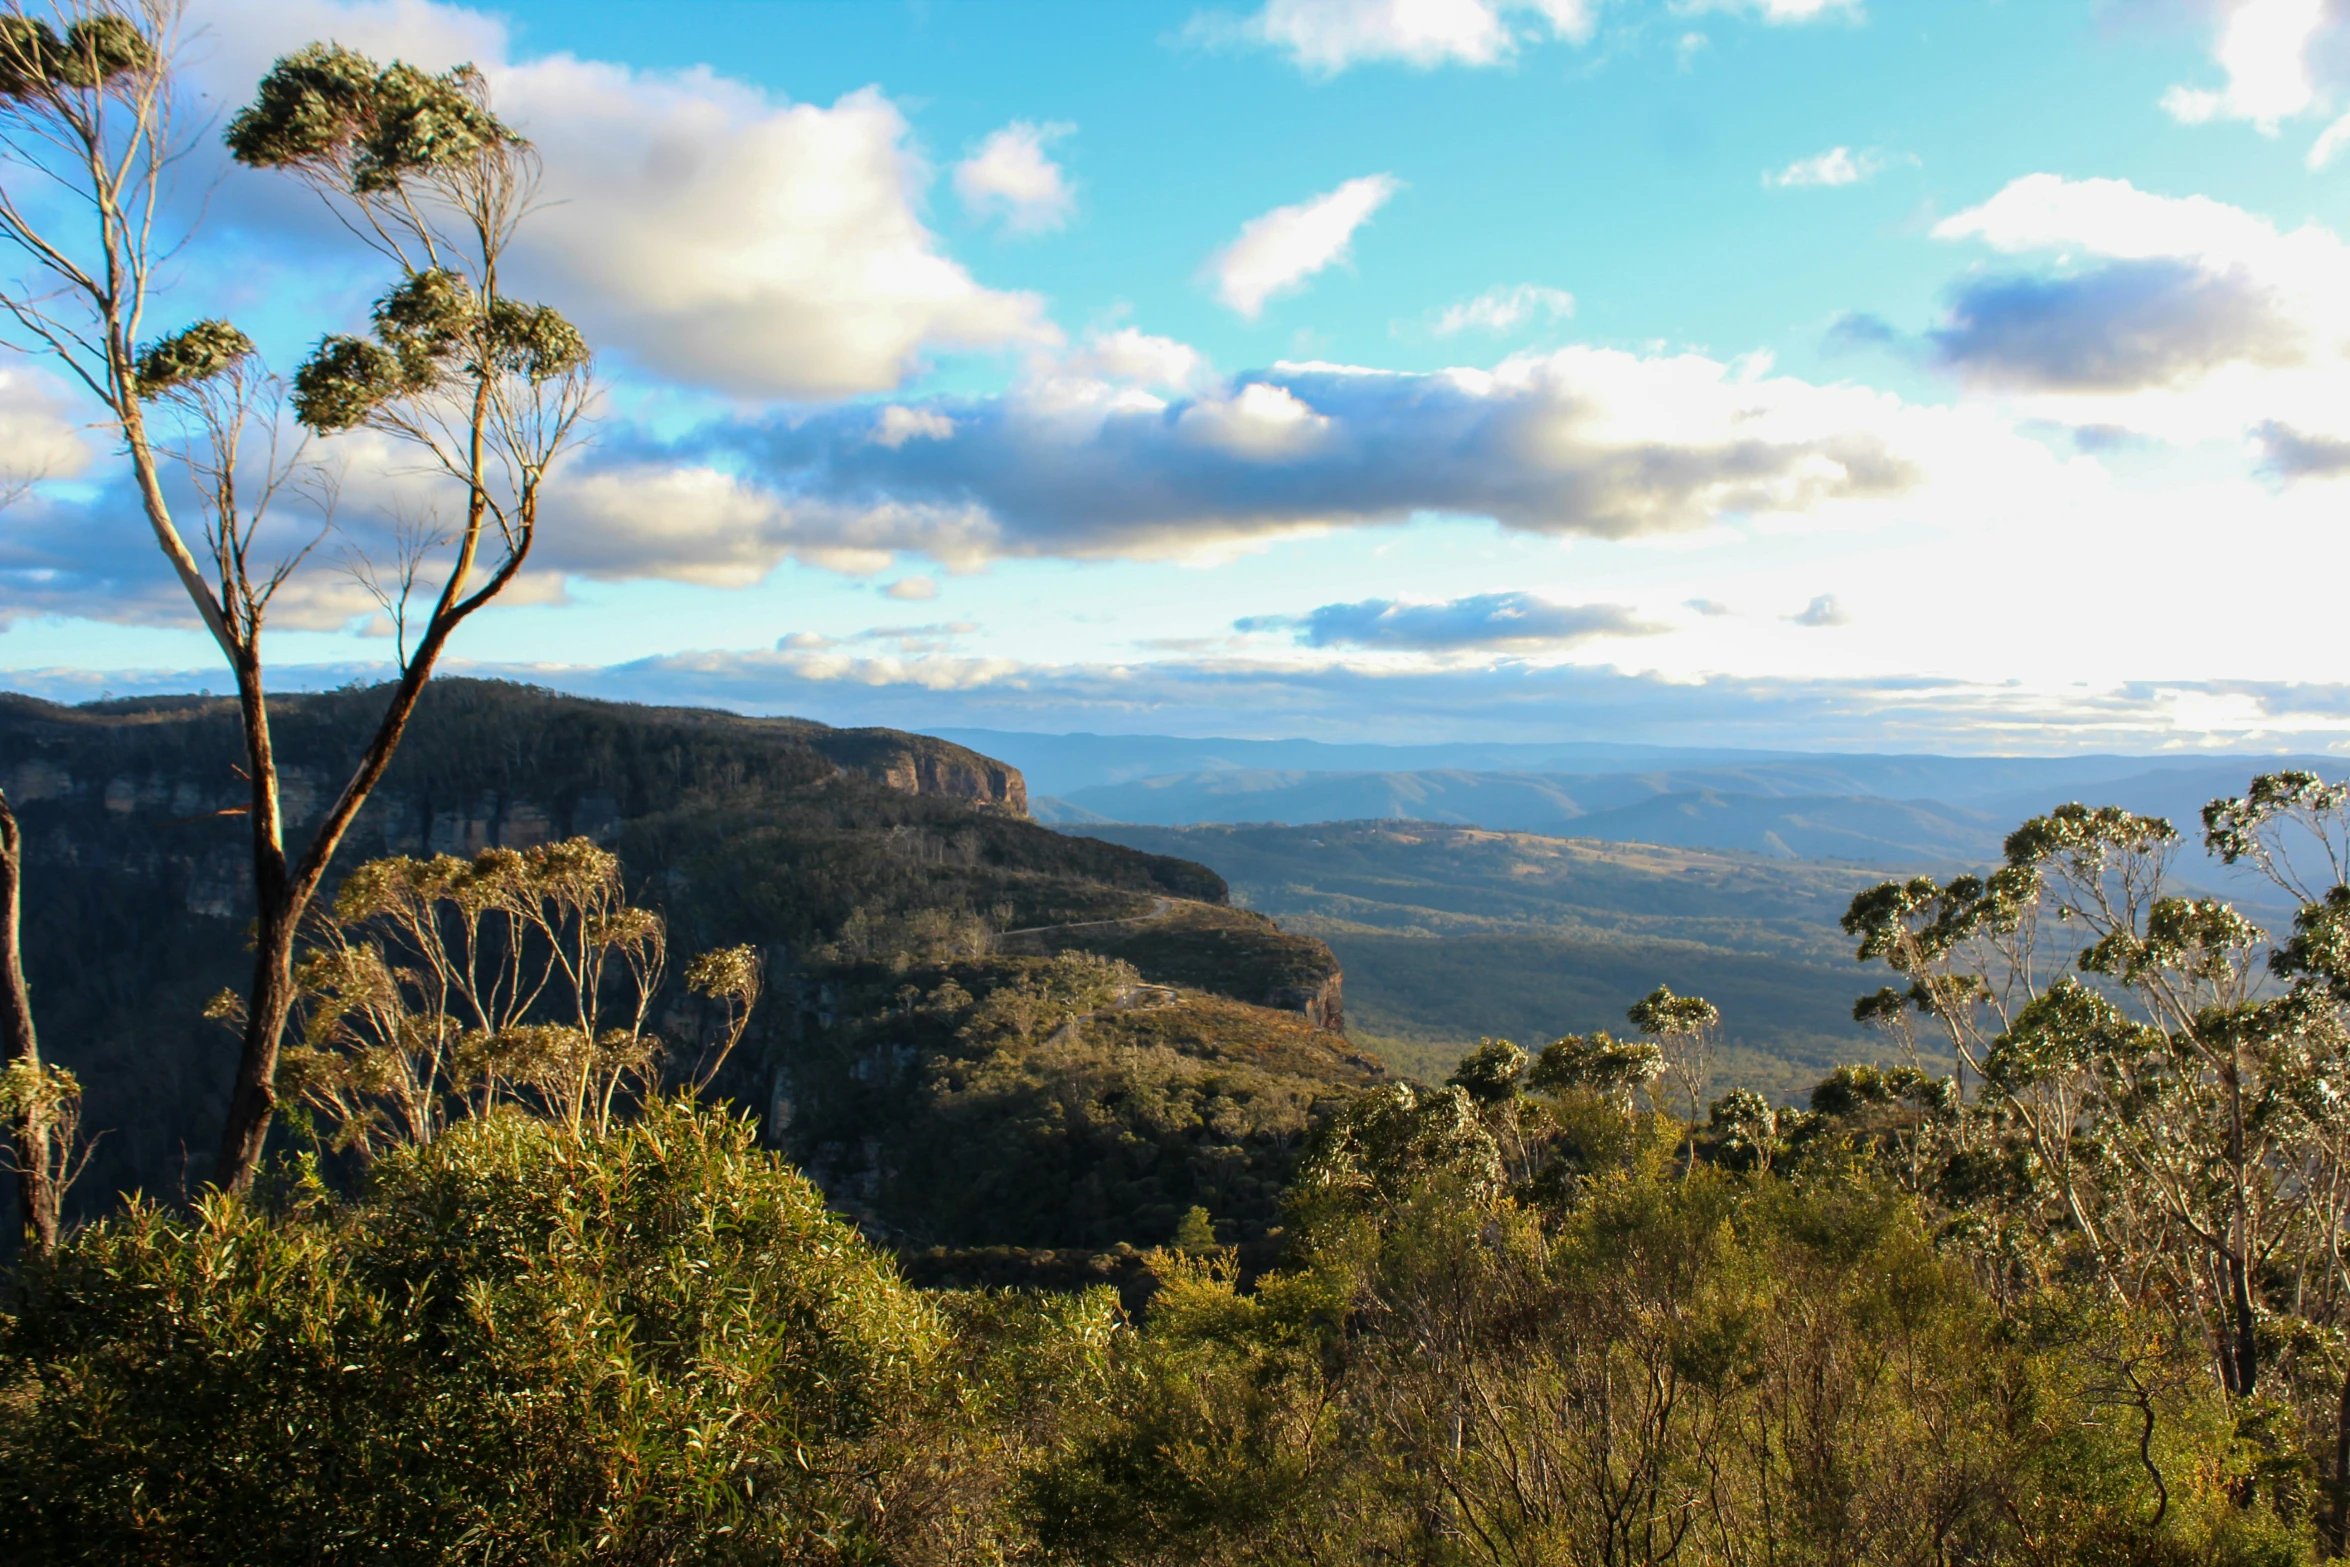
5 0 2350 751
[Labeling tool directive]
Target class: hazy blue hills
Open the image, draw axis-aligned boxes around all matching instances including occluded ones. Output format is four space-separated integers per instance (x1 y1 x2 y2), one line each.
961 730 2346 871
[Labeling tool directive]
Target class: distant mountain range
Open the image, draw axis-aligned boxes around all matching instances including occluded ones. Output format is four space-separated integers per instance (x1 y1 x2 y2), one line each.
929 728 2346 872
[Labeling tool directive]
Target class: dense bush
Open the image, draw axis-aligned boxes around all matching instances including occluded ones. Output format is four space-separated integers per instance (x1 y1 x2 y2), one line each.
0 1083 2327 1565
1032 1083 2317 1567
0 1101 997 1564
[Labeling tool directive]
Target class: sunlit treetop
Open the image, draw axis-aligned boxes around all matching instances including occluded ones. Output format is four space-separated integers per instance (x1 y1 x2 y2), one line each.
0 13 152 98
225 44 512 195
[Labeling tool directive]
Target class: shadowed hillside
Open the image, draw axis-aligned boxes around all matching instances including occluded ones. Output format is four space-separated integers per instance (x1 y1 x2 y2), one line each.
1 681 1356 1248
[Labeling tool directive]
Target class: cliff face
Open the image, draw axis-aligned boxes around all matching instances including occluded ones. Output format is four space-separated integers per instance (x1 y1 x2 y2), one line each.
802 728 1027 816
0 679 1226 1211
1 684 1028 875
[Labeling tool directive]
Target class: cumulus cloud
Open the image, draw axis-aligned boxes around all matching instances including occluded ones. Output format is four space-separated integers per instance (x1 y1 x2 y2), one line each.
0 402 557 632
1065 329 1211 390
872 407 957 448
13 331 1997 609
194 1 1053 400
1431 284 1576 336
1239 591 1664 650
1207 175 1400 318
1765 146 1883 188
2253 419 2350 478
883 576 941 601
2161 0 2334 132
709 343 1947 566
955 121 1077 234
1928 259 2301 391
1789 594 1849 627
0 366 96 485
502 71 1054 398
534 460 1001 582
1219 0 1598 73
1922 174 2350 442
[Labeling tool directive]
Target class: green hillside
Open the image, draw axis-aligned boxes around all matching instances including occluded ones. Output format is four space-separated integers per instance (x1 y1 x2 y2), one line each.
1060 820 1906 1093
1 682 1360 1249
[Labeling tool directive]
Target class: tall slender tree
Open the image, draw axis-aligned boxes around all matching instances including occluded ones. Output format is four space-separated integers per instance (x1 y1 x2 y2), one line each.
0 5 595 1191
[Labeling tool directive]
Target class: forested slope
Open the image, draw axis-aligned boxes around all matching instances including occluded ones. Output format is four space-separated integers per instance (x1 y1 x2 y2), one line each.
2 681 1358 1248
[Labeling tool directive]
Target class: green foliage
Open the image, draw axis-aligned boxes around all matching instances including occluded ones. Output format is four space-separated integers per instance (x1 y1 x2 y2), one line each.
0 1101 968 1564
846 958 1365 1249
1171 1204 1217 1252
0 14 152 98
1033 1102 2320 1567
290 332 403 430
1529 1026 1664 1099
132 319 255 399
226 44 510 193
1447 1036 1527 1102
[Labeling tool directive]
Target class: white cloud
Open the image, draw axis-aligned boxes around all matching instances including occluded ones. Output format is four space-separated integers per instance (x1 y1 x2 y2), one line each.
0 365 96 484
883 576 940 601
1174 382 1334 458
499 68 1055 398
2161 0 2331 132
1225 0 1597 73
1432 283 1576 335
194 0 1054 400
2308 108 2350 165
1925 174 2350 441
1208 175 1401 318
1789 593 1849 627
1242 591 1664 649
1764 146 1882 188
721 341 2062 568
24 649 2350 753
1065 328 1211 390
871 406 957 448
954 121 1077 234
1677 0 1860 21
534 462 1003 585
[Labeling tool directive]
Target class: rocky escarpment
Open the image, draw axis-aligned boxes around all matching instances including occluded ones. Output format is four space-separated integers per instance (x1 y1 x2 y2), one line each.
798 726 1027 815
1 682 1028 869
0 679 1230 1211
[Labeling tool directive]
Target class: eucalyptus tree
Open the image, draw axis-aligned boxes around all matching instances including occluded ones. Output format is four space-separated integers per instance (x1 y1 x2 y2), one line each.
0 5 595 1191
1844 798 2350 1405
1627 983 1719 1174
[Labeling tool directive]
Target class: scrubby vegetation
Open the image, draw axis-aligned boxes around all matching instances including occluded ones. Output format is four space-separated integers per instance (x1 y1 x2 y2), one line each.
9 766 2350 1561
0 1078 2322 1562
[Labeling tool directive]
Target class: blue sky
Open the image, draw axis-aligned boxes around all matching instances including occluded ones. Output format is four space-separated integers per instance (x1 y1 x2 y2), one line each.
7 0 2350 750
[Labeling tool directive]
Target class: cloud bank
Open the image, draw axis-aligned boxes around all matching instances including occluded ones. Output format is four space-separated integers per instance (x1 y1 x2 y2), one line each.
1238 591 1664 650
677 343 1944 573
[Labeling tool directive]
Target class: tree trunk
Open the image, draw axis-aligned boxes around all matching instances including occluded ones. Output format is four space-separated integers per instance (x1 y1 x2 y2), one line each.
216 900 298 1194
213 659 292 1194
2331 1358 2350 1555
0 791 55 1251
2228 1252 2260 1397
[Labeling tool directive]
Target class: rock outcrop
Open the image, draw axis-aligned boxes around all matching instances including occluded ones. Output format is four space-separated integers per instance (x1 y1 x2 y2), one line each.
800 727 1027 815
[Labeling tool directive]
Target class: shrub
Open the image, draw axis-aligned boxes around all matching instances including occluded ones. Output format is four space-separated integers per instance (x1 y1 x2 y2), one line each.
0 1101 951 1564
